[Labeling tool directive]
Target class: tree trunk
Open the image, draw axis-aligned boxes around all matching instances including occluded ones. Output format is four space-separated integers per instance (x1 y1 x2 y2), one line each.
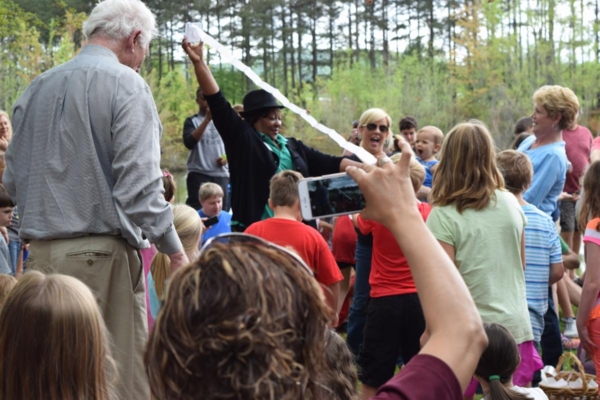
311 16 317 83
290 10 297 90
427 0 434 59
382 0 389 66
281 7 289 95
348 2 353 65
355 0 360 62
169 19 175 71
296 9 303 93
596 0 600 63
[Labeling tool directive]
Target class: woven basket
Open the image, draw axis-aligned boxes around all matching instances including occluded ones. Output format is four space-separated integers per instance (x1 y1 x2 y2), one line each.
539 351 599 399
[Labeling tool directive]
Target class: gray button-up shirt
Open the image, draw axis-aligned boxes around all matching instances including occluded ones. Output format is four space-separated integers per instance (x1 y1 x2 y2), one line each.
4 44 181 254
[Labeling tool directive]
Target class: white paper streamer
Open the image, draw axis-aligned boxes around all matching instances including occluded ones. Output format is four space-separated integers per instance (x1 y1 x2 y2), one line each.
190 28 377 165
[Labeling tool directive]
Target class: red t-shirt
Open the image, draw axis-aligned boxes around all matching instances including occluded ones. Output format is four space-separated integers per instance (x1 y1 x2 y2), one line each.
244 218 343 286
332 215 357 264
358 203 431 298
370 354 462 400
563 125 593 193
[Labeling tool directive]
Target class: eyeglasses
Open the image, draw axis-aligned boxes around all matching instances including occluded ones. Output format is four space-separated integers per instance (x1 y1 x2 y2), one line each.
200 233 314 277
363 123 389 133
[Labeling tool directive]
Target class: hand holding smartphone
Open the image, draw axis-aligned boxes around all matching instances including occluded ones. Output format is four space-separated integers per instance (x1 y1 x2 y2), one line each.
298 173 366 220
203 215 219 228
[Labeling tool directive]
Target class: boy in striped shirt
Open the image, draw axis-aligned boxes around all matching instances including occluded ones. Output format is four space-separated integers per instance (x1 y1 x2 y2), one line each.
497 150 564 344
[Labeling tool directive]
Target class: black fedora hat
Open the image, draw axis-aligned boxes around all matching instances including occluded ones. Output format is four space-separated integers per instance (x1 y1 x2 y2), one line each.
239 89 284 118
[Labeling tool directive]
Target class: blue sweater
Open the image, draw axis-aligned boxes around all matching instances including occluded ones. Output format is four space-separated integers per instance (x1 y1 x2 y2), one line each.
518 135 567 217
198 210 232 243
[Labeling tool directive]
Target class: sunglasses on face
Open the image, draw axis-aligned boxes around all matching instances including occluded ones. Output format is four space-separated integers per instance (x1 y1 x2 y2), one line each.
363 123 389 133
200 233 314 277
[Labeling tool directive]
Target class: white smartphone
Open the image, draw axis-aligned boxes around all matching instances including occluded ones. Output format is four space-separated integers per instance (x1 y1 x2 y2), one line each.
298 173 366 221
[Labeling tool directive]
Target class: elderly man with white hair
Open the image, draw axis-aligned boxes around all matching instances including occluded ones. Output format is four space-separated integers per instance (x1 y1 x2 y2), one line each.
3 0 188 398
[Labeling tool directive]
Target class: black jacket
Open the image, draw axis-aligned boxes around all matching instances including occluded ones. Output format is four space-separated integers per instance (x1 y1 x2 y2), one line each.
205 91 344 228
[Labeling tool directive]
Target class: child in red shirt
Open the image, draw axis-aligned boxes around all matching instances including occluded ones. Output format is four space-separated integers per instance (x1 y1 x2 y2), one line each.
356 157 429 399
245 170 343 320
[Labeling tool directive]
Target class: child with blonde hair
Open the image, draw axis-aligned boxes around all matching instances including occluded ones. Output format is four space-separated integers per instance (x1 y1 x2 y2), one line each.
414 126 443 189
147 204 203 318
0 271 116 400
198 182 231 243
0 275 16 308
426 121 537 398
143 170 177 330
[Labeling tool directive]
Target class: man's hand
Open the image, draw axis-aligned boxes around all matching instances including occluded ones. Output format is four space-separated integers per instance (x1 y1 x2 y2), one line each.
182 38 204 64
167 250 190 273
216 156 227 167
558 191 579 202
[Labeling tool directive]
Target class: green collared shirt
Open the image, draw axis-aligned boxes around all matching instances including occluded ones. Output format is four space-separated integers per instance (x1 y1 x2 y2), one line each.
260 133 293 220
230 132 294 228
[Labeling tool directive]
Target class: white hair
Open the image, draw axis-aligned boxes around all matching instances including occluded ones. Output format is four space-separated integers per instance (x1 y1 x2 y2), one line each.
83 0 158 49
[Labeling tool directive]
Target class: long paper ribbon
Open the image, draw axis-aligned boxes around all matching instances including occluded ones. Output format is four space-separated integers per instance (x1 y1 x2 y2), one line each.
188 26 377 165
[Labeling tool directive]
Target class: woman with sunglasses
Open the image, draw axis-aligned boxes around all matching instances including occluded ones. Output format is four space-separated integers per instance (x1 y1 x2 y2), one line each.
146 234 335 399
182 39 360 231
346 108 393 357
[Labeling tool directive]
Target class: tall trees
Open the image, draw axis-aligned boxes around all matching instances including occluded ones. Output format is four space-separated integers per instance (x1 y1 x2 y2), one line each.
2 0 600 165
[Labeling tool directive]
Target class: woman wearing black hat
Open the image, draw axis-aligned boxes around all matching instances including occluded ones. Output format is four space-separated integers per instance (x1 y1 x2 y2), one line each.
182 39 360 231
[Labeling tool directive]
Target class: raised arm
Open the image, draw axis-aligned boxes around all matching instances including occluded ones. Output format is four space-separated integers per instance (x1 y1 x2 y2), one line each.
182 40 219 96
182 39 250 153
346 139 487 396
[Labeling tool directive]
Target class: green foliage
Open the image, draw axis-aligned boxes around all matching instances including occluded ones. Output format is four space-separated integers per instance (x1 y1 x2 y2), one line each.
145 68 197 171
2 0 600 170
212 65 247 105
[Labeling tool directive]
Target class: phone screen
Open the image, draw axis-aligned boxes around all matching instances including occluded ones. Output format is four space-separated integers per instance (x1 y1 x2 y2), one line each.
305 174 366 219
204 216 219 227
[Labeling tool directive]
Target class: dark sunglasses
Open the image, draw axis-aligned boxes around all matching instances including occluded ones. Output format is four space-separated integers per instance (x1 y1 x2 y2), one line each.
200 233 314 277
363 123 389 133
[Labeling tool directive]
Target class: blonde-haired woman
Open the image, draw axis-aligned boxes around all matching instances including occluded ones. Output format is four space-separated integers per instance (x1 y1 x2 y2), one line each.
357 108 393 157
517 85 578 217
148 204 203 318
428 121 537 397
0 271 116 400
517 86 578 354
347 108 393 356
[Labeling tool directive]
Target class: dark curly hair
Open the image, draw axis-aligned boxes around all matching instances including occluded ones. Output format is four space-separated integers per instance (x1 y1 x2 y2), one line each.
145 241 333 400
324 331 358 400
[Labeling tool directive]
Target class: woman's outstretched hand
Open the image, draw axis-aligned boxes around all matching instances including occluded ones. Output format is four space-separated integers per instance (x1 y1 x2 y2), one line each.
182 38 203 64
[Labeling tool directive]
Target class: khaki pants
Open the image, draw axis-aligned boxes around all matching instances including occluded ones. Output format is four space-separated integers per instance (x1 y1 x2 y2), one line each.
28 236 149 400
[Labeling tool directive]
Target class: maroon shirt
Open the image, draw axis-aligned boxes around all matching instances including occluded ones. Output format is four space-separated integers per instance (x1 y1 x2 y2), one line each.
371 354 462 400
563 125 593 193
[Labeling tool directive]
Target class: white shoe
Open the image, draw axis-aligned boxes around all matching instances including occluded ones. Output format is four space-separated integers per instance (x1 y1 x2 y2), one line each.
563 317 578 338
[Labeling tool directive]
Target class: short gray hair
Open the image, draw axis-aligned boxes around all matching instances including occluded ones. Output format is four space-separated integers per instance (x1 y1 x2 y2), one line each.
83 0 158 49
